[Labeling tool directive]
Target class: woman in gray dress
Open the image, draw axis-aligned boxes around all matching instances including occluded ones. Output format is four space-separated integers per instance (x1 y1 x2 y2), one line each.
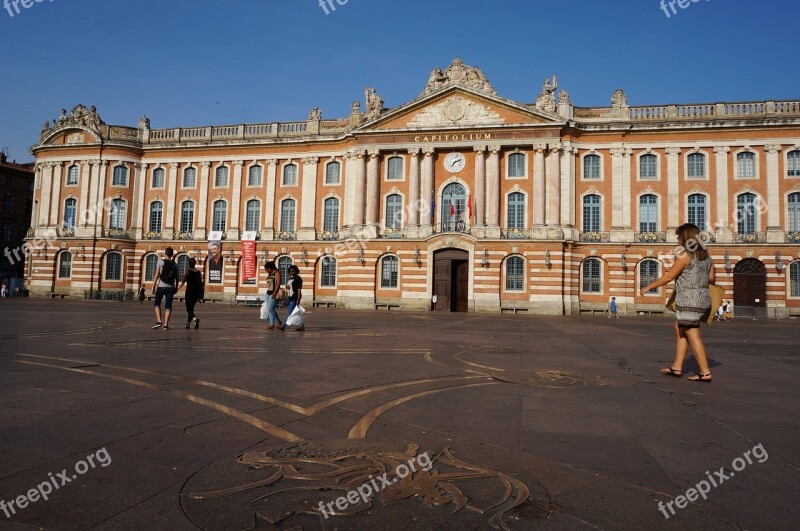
640 223 715 382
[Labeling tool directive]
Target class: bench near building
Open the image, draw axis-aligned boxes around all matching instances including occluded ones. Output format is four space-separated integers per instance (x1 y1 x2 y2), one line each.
24 59 800 316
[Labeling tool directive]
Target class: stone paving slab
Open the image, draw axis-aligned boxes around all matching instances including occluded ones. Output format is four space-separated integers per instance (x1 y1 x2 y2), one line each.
0 299 798 530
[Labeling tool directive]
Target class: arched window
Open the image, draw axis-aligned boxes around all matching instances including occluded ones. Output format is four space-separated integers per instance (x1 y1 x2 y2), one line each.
385 194 402 230
176 255 190 280
248 165 263 187
788 150 800 177
58 252 72 279
63 198 77 228
508 153 526 178
687 194 707 229
788 192 800 232
387 157 403 180
212 200 227 232
278 256 293 282
283 164 298 186
183 166 197 188
112 165 128 186
507 192 525 231
109 199 126 230
583 154 601 179
639 194 658 232
582 258 601 293
67 165 79 185
737 152 756 178
280 199 296 232
180 201 195 233
639 260 660 294
381 255 399 288
105 252 122 281
144 254 158 282
441 182 466 231
791 262 800 298
737 193 758 235
505 256 524 291
325 161 341 185
321 256 337 287
323 197 339 231
152 168 165 188
687 153 706 178
245 199 260 232
583 194 601 232
215 165 229 187
640 154 657 179
149 201 163 233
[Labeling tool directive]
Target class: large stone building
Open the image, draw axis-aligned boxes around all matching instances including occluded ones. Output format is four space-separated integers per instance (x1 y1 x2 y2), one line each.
1 152 35 290
25 59 800 316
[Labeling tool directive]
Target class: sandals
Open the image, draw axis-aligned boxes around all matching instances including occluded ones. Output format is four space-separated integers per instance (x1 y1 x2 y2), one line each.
687 373 712 383
661 367 683 377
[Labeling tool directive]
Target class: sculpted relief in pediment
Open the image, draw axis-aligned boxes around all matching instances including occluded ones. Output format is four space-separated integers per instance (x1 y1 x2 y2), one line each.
407 96 504 128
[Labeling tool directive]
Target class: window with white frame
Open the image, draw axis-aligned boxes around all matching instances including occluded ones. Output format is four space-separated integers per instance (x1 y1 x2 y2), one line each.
212 200 227 232
321 256 336 287
325 161 341 185
280 199 296 232
737 193 758 234
788 192 800 232
176 255 189 280
508 153 526 178
58 252 72 279
387 157 403 180
67 165 79 185
505 256 524 291
323 197 339 231
687 153 706 178
639 194 658 232
582 258 601 293
583 194 601 232
152 168 165 188
788 150 800 177
687 194 707 229
112 165 128 186
109 199 126 230
639 260 660 294
215 166 229 187
63 198 77 228
245 199 261 232
791 262 800 297
583 154 601 179
248 165 263 187
283 164 298 186
183 167 196 188
144 254 158 282
385 194 402 230
507 192 525 230
180 201 194 233
640 154 657 179
381 255 399 288
149 201 163 233
278 256 293 282
105 252 122 280
737 152 756 178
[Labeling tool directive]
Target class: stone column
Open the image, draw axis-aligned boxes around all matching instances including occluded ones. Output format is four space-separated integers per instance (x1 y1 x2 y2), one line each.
560 144 578 239
622 147 633 230
714 147 731 243
765 144 783 243
485 145 501 238
38 163 53 228
666 147 681 240
48 162 63 227
609 148 633 242
228 160 244 240
298 156 319 240
92 161 108 238
408 148 421 229
164 162 179 239
197 161 211 240
533 145 546 227
343 151 357 230
78 160 91 228
365 149 380 228
546 144 561 227
354 150 367 228
32 163 42 230
420 147 435 236
263 159 277 240
473 146 486 228
132 163 148 240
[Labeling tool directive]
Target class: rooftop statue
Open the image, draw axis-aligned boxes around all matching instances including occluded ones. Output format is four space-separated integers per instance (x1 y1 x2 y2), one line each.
534 75 558 113
420 57 496 97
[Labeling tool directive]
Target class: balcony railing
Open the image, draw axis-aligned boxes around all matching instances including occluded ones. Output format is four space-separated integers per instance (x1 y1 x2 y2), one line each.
502 228 529 240
786 232 800 243
275 231 297 241
434 221 470 234
734 232 766 243
383 228 405 239
580 231 610 243
56 226 75 238
320 230 340 241
175 231 194 240
102 228 130 239
144 231 162 240
634 231 667 243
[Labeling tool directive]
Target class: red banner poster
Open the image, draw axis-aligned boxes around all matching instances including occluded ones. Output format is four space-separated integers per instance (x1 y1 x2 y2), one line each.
241 239 256 285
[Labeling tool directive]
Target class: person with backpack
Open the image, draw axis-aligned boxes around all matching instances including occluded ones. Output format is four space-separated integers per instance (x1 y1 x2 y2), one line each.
177 257 203 329
152 247 178 330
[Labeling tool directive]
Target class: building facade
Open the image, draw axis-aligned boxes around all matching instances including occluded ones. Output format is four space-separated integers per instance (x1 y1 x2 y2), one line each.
1 153 35 290
25 59 800 316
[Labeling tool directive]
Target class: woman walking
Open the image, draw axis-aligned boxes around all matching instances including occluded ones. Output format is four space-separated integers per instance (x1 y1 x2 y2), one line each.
640 223 715 382
279 265 304 331
177 257 203 329
264 261 283 330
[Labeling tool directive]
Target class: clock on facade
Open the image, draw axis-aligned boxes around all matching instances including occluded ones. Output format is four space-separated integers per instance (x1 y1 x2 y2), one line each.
444 152 466 173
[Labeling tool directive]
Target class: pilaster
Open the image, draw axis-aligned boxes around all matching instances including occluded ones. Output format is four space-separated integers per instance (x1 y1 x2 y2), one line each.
164 162 179 239
484 145 501 238
714 147 732 243
765 144 784 243
263 159 277 240
196 161 211 240
298 156 319 241
229 160 244 240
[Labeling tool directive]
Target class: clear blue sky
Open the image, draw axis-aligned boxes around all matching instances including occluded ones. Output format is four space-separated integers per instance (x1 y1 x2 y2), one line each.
0 0 797 163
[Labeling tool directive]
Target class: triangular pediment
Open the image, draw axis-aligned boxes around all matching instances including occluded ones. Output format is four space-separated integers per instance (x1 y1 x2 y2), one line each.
356 85 564 132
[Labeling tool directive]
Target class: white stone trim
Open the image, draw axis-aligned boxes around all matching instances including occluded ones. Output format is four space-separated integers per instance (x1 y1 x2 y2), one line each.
733 147 760 180
580 150 604 181
683 148 710 181
505 149 528 180
635 150 661 181
323 157 343 186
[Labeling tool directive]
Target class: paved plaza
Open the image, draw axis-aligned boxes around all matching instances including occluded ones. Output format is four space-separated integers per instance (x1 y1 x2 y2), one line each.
0 299 798 530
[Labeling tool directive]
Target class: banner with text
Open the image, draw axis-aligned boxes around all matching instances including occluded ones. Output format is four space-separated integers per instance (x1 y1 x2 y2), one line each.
241 232 257 285
207 233 223 284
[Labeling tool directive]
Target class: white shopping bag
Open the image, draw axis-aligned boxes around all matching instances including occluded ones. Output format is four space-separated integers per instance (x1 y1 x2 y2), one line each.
285 305 305 327
259 301 268 320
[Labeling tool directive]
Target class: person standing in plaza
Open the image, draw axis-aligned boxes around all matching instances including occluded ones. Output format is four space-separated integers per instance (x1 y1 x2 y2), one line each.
640 223 715 382
264 261 283 330
151 247 179 330
177 257 203 329
279 265 304 331
609 297 619 319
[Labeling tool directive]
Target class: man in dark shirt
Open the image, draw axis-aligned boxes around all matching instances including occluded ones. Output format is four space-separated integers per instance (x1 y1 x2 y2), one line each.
279 265 304 331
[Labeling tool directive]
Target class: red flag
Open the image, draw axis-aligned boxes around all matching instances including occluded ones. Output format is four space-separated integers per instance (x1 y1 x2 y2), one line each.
467 194 473 221
450 203 456 218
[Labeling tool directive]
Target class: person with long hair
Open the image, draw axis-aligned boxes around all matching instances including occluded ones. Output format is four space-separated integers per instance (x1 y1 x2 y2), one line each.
279 265 304 332
177 257 202 329
640 223 716 382
264 261 283 330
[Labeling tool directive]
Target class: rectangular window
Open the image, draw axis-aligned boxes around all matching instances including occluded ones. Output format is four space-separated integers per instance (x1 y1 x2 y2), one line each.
639 196 658 232
381 257 399 288
687 153 705 178
737 152 756 178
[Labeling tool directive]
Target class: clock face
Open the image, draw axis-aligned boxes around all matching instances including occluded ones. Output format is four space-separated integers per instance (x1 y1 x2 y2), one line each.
444 152 466 173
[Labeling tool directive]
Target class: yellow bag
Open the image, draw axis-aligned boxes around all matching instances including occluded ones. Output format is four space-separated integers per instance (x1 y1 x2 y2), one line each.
666 291 676 313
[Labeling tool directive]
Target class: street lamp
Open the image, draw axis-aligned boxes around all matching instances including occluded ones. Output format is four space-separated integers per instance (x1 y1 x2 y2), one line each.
724 251 732 272
776 251 784 272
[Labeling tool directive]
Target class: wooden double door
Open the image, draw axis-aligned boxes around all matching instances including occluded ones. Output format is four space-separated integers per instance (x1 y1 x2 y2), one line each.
733 259 767 307
433 249 469 312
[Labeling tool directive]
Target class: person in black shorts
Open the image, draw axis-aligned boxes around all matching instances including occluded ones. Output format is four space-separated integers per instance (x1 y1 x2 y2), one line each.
279 265 304 331
177 257 203 329
152 247 178 330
